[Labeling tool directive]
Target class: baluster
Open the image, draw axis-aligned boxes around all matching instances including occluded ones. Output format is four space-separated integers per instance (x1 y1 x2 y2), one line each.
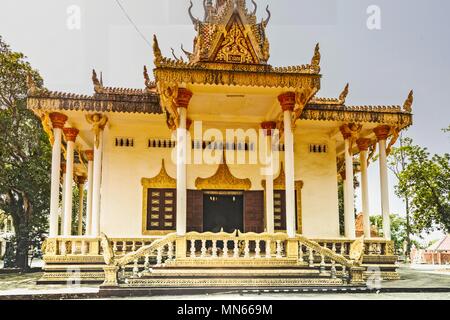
308 248 314 267
299 244 304 262
244 240 250 258
332 242 336 254
201 240 207 258
168 242 174 260
156 247 163 266
71 241 77 254
342 265 348 283
212 240 218 258
320 252 325 274
113 241 118 254
255 240 261 258
131 241 136 252
132 259 139 277
331 260 337 279
60 241 66 255
190 240 196 258
340 242 345 256
265 240 271 258
276 240 282 259
223 240 229 258
144 254 150 272
81 240 87 255
233 240 239 258
122 242 127 255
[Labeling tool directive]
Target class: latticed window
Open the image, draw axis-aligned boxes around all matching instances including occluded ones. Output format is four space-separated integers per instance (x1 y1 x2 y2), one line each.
146 189 176 231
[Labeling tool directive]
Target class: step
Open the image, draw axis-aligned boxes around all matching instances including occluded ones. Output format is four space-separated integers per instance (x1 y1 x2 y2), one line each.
140 268 325 278
163 258 308 268
122 277 345 288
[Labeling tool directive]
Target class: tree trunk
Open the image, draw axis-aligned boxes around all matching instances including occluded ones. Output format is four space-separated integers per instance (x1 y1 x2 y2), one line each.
13 217 29 272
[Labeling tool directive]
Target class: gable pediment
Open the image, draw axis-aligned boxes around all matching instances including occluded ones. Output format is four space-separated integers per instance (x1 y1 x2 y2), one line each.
209 14 259 64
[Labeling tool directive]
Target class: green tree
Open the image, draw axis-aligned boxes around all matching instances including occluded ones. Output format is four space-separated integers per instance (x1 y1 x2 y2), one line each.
397 136 450 233
387 135 413 256
0 36 51 271
370 214 407 253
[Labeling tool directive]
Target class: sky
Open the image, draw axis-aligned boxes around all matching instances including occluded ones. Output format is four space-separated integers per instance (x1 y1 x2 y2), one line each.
1 0 449 244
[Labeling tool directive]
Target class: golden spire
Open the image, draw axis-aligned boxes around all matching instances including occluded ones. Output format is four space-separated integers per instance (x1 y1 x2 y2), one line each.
403 90 414 113
311 43 321 72
153 34 163 66
339 83 349 104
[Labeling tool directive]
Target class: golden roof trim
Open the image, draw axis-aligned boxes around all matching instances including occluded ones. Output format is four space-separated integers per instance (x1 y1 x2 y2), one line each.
141 160 176 189
195 158 252 191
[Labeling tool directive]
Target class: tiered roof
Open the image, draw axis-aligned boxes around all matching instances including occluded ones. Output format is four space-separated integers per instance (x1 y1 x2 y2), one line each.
27 0 413 130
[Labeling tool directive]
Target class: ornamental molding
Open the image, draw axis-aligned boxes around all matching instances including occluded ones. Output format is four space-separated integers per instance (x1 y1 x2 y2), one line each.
154 67 321 89
141 159 176 189
195 158 252 191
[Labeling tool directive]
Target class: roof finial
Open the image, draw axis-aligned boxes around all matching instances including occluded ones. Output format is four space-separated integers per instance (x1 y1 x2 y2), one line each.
251 0 257 15
26 71 37 95
262 5 271 27
339 83 349 104
403 90 414 113
181 44 193 61
311 43 321 71
92 69 104 93
171 47 183 62
189 0 200 30
153 34 162 66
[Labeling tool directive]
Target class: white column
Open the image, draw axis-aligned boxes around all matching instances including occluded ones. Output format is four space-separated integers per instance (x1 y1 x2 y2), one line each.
76 176 86 236
283 111 296 238
60 169 66 234
356 139 371 238
379 139 391 240
262 124 275 234
49 128 63 237
62 128 78 236
85 151 94 235
176 107 187 236
343 138 356 239
91 131 104 237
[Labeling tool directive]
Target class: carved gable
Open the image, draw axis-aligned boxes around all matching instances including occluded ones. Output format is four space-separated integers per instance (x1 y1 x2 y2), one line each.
211 15 259 64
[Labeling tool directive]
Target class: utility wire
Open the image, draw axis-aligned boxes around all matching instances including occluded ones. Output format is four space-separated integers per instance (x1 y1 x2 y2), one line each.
114 0 152 48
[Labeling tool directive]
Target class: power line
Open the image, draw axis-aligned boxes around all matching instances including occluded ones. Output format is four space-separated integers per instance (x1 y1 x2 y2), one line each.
114 0 152 48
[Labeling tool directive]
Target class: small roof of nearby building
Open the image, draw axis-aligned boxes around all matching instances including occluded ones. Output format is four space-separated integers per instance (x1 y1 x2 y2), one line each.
426 234 450 252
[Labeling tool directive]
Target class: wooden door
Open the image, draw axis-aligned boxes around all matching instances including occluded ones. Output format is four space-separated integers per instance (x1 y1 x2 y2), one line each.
187 190 203 232
243 191 264 233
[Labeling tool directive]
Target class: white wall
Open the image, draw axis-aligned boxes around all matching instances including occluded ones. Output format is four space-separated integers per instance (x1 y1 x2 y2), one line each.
99 119 340 238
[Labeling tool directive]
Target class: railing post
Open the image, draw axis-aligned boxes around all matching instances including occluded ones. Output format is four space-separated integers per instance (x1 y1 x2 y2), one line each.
176 236 187 259
286 239 299 260
350 266 366 285
101 265 119 287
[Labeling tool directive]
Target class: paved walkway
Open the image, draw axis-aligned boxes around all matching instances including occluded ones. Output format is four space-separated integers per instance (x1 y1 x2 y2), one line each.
0 265 449 299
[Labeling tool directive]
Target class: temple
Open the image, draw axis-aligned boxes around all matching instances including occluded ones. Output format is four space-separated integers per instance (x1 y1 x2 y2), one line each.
28 0 412 288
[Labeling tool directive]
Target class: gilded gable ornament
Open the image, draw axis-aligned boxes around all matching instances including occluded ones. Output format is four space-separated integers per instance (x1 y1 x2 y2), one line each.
214 23 256 64
142 159 177 189
195 156 252 190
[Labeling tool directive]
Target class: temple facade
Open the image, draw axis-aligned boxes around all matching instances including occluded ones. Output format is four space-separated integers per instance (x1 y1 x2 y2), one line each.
28 0 412 288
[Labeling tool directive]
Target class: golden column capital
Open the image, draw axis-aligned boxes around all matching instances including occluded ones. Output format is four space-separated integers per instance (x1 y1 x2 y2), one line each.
75 174 87 186
278 92 296 112
49 112 68 129
85 150 94 161
356 138 372 152
176 88 193 109
63 128 79 142
373 125 391 141
261 121 277 136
